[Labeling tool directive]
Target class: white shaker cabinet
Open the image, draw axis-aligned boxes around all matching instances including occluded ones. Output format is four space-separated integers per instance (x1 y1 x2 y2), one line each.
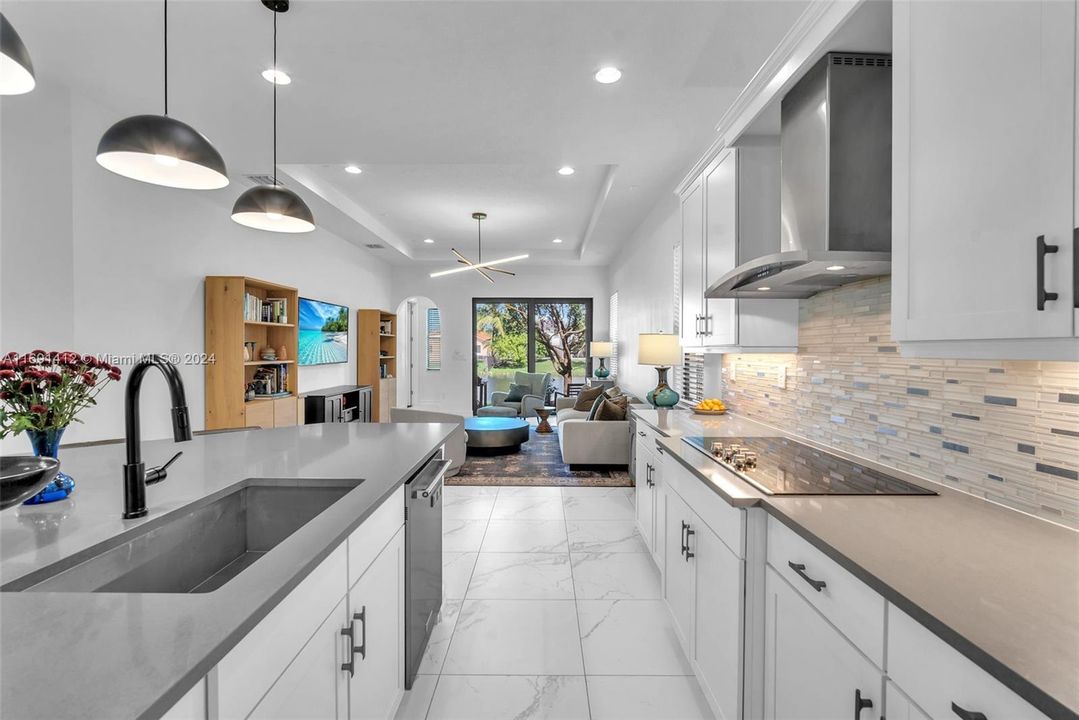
885 681 932 720
763 566 882 720
634 428 656 553
693 515 744 720
681 178 706 349
892 0 1077 351
664 488 697 651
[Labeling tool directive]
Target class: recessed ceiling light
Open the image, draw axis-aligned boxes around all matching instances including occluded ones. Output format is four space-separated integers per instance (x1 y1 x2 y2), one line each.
594 66 622 84
261 68 291 85
344 164 362 175
424 238 434 244
558 166 575 176
553 238 563 244
757 286 771 291
826 265 846 271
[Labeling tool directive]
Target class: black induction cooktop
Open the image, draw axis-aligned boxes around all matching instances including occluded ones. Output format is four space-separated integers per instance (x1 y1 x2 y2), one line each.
683 436 937 496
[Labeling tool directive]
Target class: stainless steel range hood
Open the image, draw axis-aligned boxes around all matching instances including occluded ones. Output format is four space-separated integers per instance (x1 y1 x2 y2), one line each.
707 52 892 300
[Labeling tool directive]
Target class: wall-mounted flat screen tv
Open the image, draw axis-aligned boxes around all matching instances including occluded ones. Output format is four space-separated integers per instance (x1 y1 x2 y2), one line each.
298 297 349 366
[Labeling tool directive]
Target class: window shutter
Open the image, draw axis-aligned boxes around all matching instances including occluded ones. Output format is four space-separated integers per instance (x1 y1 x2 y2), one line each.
609 292 619 378
426 308 441 371
681 352 704 405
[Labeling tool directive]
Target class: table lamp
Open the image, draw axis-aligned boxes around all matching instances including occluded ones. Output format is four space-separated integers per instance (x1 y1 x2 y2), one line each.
590 341 612 379
638 333 681 407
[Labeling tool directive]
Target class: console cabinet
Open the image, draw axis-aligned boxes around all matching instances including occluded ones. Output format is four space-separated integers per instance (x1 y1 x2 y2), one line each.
892 0 1078 358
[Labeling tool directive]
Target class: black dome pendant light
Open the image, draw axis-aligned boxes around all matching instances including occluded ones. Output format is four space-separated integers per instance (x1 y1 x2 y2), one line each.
96 0 228 189
231 0 314 233
0 12 36 95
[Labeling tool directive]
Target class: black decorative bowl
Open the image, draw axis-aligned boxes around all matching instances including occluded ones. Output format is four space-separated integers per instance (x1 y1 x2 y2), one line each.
1 456 61 510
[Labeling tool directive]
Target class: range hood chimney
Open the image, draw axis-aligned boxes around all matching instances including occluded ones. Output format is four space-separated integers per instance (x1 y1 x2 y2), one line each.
707 52 892 300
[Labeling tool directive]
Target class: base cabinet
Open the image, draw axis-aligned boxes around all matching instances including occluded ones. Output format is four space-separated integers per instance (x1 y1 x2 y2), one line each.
763 566 882 720
885 681 931 720
664 489 696 651
694 522 743 720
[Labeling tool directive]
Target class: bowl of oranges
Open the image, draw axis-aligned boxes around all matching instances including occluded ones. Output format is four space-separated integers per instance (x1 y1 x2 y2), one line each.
693 398 727 415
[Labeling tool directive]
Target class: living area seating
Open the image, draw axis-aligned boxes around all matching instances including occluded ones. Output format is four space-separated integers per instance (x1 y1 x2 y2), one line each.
388 408 467 477
485 371 551 418
555 393 634 466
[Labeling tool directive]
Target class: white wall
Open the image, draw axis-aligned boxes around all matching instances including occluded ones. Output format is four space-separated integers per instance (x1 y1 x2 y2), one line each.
607 193 680 400
0 84 392 453
390 264 610 416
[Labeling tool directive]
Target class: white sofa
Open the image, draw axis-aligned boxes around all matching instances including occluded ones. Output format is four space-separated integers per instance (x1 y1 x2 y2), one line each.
555 396 633 467
389 408 467 477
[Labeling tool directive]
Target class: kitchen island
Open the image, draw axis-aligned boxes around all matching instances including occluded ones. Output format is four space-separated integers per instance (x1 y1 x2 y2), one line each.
0 421 455 720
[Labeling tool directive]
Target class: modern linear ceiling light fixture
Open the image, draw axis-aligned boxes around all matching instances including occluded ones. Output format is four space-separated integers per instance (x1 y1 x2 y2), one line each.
95 0 227 189
232 0 314 233
0 12 35 95
429 212 528 282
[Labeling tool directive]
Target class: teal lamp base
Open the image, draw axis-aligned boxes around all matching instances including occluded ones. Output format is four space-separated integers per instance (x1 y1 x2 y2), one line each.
594 358 610 379
646 366 680 408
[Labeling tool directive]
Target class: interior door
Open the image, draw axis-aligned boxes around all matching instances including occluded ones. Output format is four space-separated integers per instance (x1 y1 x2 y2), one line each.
704 150 739 346
893 0 1076 341
763 566 881 720
349 528 404 720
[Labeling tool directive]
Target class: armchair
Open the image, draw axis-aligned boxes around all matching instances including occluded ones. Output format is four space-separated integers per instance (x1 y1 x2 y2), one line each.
489 371 552 418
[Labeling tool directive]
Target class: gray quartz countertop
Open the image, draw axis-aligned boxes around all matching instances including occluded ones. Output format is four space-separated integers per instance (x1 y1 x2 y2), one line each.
0 421 455 720
638 408 1079 720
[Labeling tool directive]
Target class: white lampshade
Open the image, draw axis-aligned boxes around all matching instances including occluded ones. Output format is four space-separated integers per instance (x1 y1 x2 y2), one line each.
590 341 612 359
638 333 681 366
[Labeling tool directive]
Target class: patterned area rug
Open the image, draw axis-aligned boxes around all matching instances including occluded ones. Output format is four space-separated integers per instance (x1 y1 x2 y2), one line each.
449 421 632 488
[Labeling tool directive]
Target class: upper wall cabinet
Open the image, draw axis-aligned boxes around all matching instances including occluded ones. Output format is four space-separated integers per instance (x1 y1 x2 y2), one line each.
892 0 1079 359
681 146 798 352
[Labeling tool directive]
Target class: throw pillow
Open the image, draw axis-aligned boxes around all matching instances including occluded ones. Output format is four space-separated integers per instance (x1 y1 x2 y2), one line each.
587 393 607 420
505 383 530 402
594 395 629 421
573 385 605 411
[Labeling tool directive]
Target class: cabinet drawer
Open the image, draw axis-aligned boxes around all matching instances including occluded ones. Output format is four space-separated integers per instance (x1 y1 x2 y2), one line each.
273 396 297 427
348 487 404 588
888 604 1047 720
218 542 348 719
634 420 659 450
766 516 884 666
662 451 744 558
245 399 275 429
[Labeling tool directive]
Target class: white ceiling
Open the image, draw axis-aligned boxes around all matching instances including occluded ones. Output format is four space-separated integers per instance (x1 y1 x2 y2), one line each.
8 0 808 265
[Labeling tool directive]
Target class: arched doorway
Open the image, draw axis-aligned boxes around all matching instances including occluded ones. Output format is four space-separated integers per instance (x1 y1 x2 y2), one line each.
395 296 441 409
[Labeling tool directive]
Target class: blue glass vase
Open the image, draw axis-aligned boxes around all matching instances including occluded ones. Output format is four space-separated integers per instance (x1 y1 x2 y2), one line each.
594 359 610 379
23 427 75 504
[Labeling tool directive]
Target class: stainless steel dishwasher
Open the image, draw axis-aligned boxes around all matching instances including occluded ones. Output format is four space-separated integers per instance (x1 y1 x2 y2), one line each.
404 451 450 689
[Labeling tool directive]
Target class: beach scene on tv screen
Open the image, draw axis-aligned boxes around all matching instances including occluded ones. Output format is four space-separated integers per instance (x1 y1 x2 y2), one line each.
299 298 349 365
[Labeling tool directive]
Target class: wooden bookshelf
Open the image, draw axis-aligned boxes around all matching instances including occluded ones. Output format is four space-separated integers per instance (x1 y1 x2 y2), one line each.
357 309 397 422
205 276 300 431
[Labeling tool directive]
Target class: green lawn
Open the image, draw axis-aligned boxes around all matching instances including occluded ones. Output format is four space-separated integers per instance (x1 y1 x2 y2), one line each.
479 359 587 393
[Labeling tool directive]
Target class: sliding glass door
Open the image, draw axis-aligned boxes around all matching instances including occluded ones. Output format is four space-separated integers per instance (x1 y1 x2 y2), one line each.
473 299 592 410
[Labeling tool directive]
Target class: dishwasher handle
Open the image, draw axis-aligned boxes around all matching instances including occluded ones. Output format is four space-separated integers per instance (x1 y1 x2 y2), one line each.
411 458 452 500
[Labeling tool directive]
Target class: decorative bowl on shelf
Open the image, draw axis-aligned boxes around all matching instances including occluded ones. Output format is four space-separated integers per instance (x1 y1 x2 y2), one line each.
692 408 727 416
1 456 61 510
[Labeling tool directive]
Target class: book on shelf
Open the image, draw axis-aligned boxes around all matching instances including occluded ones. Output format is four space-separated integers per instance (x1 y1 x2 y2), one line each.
250 363 289 395
243 293 289 324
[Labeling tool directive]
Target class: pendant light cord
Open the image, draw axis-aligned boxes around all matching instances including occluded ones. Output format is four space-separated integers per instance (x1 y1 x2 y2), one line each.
163 0 168 116
272 10 277 186
477 216 482 264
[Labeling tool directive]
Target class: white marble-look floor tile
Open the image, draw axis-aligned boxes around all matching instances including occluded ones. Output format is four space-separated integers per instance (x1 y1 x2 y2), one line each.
442 552 478 600
481 519 568 553
567 520 649 553
394 674 438 720
444 485 500 497
442 518 489 552
491 495 566 520
577 600 695 676
561 487 634 497
418 600 463 675
587 676 715 720
497 486 564 498
426 676 589 720
467 553 574 600
441 599 584 675
571 552 661 600
443 493 497 520
563 489 636 521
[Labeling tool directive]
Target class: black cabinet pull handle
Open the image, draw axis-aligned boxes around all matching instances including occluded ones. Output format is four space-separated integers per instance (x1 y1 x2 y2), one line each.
638 430 646 437
1036 235 1059 310
685 525 695 561
854 689 873 719
680 520 688 556
340 620 356 677
788 561 826 591
951 702 987 720
354 606 367 660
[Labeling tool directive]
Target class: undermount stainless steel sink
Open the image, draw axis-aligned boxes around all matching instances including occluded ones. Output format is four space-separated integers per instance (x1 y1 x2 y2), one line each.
3 478 361 594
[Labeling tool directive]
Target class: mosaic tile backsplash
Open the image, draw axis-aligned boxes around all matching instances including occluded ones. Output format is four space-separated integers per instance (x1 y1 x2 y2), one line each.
721 277 1079 528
